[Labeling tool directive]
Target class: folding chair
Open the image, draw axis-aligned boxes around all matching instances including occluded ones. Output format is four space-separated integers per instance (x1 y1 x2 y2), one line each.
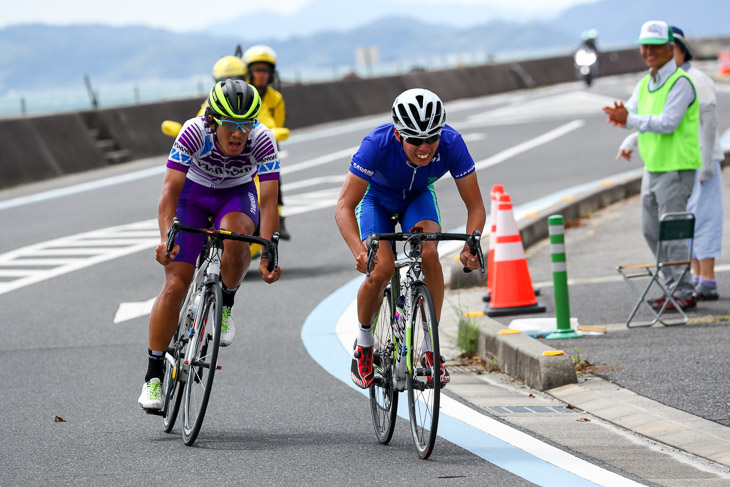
617 212 695 328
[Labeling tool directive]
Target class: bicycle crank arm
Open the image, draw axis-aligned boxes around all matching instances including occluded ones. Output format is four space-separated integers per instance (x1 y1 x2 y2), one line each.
186 359 222 371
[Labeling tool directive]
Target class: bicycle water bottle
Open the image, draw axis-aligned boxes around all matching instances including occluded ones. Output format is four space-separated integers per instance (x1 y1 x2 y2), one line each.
187 293 201 329
394 295 405 341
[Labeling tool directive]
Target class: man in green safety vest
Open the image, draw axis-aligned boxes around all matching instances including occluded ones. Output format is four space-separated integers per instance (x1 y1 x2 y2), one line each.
603 20 701 311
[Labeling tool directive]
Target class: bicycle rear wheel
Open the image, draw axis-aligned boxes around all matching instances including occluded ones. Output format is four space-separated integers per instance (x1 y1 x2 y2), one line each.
406 282 440 459
182 285 222 446
369 286 398 444
162 336 185 433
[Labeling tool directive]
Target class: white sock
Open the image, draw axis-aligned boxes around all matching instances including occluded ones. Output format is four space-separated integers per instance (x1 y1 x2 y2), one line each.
357 322 374 348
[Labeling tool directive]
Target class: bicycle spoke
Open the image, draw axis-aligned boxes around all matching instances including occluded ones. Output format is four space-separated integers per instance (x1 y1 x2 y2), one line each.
182 287 221 446
407 283 440 459
369 287 398 444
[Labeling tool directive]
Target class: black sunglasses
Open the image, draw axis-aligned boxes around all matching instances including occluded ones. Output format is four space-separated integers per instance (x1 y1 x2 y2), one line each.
403 134 440 146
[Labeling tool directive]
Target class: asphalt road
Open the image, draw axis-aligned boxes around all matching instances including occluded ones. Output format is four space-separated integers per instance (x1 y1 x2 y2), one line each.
1 66 728 485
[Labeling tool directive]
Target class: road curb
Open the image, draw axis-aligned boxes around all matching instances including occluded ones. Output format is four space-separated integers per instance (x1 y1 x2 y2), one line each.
445 170 645 391
445 152 730 392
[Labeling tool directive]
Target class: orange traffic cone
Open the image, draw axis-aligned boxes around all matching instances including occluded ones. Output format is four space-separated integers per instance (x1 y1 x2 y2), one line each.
718 51 730 76
482 184 504 303
486 193 546 317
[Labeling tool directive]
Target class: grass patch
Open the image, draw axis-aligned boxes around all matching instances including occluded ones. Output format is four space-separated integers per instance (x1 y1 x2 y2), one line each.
456 313 480 356
569 348 617 375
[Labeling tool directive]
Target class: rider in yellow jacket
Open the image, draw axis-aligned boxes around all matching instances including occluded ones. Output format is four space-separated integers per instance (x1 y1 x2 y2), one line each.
244 45 290 240
194 55 247 116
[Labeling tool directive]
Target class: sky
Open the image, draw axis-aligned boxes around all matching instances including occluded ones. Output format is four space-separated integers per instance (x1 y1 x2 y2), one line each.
0 0 597 33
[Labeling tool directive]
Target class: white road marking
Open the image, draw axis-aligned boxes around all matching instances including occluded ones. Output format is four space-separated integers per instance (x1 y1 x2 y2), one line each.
114 296 158 324
462 91 618 126
0 166 166 212
0 219 158 296
280 146 358 175
462 133 487 142
473 120 585 171
282 174 347 191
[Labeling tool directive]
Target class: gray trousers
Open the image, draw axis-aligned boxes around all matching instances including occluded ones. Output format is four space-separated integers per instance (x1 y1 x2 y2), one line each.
641 169 696 298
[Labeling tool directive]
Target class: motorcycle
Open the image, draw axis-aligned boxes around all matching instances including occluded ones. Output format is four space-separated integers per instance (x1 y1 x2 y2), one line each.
574 47 599 87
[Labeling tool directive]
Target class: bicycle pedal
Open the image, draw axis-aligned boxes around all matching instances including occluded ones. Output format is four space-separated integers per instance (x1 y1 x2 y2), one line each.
144 408 164 416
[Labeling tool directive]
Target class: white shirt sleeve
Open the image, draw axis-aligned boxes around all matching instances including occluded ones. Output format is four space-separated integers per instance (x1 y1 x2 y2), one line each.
626 77 695 134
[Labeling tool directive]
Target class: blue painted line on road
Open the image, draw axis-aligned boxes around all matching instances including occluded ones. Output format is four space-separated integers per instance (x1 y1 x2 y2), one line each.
301 278 601 487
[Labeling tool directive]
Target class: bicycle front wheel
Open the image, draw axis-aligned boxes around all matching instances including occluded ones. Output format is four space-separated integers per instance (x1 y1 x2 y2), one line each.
162 285 196 433
369 286 398 444
182 285 222 446
406 282 440 459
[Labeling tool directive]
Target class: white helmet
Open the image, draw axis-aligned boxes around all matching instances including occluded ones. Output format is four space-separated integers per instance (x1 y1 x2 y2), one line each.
391 88 446 138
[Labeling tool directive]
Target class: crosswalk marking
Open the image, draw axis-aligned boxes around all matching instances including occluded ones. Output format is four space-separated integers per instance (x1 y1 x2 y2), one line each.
0 219 159 296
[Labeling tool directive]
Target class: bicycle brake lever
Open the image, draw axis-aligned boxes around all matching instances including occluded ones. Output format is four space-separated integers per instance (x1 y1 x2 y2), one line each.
166 217 180 257
266 232 280 272
366 238 379 277
463 231 484 274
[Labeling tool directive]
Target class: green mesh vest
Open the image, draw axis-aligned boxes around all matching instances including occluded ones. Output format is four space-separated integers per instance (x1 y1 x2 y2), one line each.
636 68 701 172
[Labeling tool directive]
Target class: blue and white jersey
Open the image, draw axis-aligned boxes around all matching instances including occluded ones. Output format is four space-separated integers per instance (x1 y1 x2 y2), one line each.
349 124 475 200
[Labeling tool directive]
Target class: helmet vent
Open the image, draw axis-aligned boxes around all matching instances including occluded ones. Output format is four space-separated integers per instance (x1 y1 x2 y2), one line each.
391 88 446 138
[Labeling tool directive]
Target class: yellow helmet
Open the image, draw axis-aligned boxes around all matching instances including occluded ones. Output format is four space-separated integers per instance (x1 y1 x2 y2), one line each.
243 45 277 68
211 56 246 82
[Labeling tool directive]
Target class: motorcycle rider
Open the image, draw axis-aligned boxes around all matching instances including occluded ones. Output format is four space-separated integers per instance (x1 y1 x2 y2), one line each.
574 29 600 87
243 45 290 241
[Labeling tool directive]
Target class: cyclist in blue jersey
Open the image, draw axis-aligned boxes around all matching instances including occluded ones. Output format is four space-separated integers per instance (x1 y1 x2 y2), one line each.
335 88 486 389
139 79 282 410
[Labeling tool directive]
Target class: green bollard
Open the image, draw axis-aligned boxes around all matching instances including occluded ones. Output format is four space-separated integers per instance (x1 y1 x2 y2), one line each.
546 215 582 340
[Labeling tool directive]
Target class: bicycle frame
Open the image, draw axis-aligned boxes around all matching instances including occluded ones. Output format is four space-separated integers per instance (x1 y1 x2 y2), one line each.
164 240 222 380
369 230 484 391
159 217 279 443
163 218 279 377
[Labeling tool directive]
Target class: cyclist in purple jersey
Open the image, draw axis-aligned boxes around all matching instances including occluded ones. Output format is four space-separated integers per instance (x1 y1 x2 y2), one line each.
139 80 282 411
335 89 486 389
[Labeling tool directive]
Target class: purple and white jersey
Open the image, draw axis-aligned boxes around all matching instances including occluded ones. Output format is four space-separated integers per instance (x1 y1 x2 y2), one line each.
167 116 280 188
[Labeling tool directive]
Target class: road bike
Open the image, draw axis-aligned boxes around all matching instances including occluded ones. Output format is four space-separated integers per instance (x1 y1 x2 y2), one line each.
364 228 484 459
154 217 279 446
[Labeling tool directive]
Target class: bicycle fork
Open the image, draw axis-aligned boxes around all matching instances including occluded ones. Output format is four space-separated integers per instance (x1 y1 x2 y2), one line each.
392 286 414 392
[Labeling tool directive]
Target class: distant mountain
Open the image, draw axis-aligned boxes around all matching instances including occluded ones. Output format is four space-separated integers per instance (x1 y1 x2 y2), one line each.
0 18 575 92
263 17 575 71
553 0 730 47
0 24 235 91
202 0 557 41
0 0 728 93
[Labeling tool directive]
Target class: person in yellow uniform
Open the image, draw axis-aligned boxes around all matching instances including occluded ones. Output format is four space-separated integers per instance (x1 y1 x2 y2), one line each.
194 55 248 116
244 45 290 240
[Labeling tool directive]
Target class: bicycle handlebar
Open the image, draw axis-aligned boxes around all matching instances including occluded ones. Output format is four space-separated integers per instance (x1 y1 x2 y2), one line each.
166 217 279 272
364 230 484 276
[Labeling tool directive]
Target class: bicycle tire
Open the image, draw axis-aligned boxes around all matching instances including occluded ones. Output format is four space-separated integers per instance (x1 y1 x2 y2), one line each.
406 282 440 459
162 285 196 433
369 286 398 444
182 284 222 446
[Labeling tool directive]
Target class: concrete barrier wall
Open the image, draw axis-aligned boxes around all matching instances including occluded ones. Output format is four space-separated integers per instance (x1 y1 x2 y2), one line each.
0 113 106 188
0 40 722 190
